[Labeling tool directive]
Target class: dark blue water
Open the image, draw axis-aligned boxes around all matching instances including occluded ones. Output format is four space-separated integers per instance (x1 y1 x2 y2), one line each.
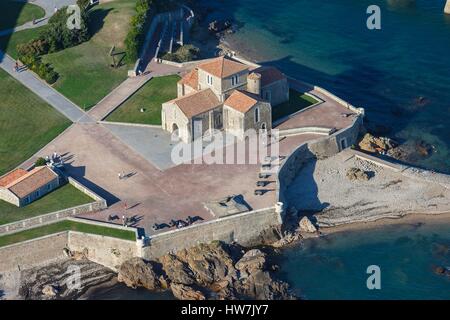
92 221 450 300
276 222 450 300
203 0 450 299
206 0 450 173
94 0 450 299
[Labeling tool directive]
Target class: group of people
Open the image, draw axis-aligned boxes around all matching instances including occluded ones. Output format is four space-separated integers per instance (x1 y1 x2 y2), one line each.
152 216 196 231
14 61 21 73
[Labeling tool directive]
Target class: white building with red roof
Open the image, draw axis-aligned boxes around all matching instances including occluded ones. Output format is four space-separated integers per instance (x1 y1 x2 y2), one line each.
0 166 60 207
162 56 288 142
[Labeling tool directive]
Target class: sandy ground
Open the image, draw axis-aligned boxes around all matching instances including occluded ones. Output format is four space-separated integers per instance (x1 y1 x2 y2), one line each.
319 212 450 236
286 149 450 227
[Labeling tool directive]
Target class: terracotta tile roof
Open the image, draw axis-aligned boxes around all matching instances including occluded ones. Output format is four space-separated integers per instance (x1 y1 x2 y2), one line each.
224 90 259 113
197 56 248 79
0 169 28 187
6 166 58 198
251 66 286 87
178 69 199 90
171 89 221 118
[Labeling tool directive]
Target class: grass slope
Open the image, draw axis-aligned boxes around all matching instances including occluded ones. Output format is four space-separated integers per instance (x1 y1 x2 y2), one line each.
106 75 180 125
0 184 94 225
0 220 136 247
0 26 47 59
0 1 45 31
0 68 71 176
272 89 319 121
42 0 136 109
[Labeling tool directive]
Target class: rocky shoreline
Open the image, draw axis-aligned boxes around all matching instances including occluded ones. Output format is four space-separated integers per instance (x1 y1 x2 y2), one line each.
4 210 449 300
117 241 296 300
3 212 319 300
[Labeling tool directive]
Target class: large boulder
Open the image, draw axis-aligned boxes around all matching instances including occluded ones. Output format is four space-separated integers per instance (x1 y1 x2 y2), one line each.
170 283 206 300
159 254 196 285
239 270 294 300
117 258 167 291
346 167 370 181
42 285 58 297
432 265 450 277
358 133 395 154
235 249 267 276
176 242 238 285
298 216 317 233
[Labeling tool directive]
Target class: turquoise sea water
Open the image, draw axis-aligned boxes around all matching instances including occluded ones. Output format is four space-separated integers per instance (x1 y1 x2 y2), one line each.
92 221 450 300
94 0 450 299
205 0 450 173
276 222 450 300
199 0 450 299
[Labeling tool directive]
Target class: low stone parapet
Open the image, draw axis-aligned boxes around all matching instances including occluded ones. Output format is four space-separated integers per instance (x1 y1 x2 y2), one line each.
0 178 107 236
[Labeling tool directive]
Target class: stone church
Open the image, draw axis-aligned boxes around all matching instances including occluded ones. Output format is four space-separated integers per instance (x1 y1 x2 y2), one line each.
161 56 289 143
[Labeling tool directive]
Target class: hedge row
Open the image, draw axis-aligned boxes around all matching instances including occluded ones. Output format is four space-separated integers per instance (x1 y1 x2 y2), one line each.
124 0 154 64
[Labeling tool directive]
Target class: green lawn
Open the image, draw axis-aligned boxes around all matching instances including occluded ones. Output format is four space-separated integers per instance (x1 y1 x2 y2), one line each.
0 184 94 225
0 1 137 110
106 75 180 125
0 1 45 31
0 68 71 176
42 0 137 110
0 25 47 59
0 220 136 247
272 89 319 121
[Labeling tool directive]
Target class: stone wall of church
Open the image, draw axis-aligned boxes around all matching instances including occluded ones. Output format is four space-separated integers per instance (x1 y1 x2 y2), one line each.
262 78 290 107
161 102 190 143
243 101 272 133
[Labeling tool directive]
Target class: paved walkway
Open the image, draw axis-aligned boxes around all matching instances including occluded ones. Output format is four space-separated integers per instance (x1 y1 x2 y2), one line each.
0 51 91 123
88 73 153 121
88 61 189 121
0 0 76 37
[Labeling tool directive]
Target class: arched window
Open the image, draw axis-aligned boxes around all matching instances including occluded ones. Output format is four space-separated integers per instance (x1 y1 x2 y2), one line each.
254 107 260 123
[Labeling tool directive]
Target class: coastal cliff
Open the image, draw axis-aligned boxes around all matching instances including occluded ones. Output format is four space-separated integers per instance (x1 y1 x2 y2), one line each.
117 241 295 300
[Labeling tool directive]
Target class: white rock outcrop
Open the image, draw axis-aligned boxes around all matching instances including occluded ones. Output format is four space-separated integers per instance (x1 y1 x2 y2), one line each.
298 216 317 233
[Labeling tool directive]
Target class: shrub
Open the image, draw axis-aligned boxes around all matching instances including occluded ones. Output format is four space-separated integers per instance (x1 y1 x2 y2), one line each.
76 0 91 10
42 6 90 52
17 38 49 57
161 45 200 63
19 54 58 84
15 4 92 84
35 157 47 167
125 0 153 64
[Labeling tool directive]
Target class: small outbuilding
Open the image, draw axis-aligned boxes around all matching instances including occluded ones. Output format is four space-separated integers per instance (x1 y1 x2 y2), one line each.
0 166 60 207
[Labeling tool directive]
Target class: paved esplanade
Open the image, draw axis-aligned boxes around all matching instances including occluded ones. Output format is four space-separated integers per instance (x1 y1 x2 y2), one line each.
0 51 91 123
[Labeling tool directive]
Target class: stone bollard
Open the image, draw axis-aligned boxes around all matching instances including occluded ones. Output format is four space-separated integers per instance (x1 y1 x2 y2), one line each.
136 237 145 247
275 202 284 215
136 237 145 258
